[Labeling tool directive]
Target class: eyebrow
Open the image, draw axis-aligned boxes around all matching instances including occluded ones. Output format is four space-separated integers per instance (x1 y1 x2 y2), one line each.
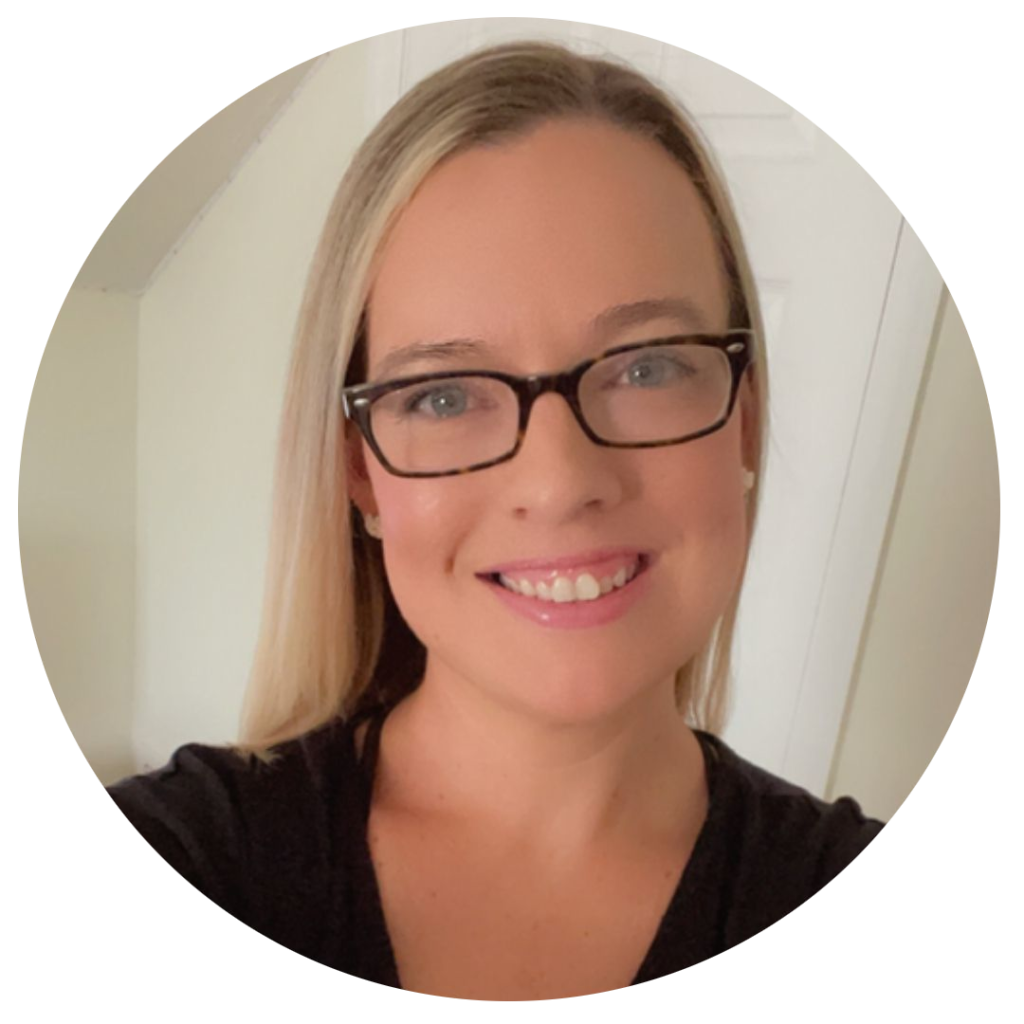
370 297 710 380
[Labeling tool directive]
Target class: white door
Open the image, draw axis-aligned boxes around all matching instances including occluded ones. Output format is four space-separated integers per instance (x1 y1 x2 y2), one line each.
392 19 941 794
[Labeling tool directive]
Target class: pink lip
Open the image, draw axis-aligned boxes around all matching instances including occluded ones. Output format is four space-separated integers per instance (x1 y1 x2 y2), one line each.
479 558 653 630
479 547 649 577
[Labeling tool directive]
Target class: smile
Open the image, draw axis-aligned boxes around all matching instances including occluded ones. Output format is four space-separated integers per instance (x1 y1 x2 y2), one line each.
477 551 653 630
492 555 647 603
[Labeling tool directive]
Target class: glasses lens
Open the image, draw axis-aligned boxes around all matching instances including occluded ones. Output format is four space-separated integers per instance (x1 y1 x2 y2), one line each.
361 343 736 474
579 343 732 444
369 375 519 474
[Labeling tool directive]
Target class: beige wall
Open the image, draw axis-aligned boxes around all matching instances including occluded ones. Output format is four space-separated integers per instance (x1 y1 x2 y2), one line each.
20 44 402 780
827 291 998 820
20 287 138 785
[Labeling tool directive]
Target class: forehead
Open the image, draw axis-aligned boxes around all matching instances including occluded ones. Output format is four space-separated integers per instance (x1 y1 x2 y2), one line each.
366 118 729 372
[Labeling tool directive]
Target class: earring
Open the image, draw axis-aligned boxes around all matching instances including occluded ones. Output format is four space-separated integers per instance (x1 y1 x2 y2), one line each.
743 469 756 493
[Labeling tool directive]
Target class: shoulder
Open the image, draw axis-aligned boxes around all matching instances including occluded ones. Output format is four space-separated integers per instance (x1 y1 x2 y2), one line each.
106 718 362 915
638 732 885 975
697 731 884 891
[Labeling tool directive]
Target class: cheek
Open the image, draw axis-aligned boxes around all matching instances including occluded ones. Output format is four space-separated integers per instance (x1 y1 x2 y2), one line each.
695 488 749 590
675 486 746 579
371 472 444 537
654 432 749 589
369 471 472 596
366 469 496 680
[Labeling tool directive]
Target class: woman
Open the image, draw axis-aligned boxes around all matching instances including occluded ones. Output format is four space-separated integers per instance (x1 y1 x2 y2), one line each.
109 41 883 1000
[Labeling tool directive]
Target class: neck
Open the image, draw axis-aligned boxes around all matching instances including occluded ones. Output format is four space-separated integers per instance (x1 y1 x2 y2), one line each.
372 658 707 860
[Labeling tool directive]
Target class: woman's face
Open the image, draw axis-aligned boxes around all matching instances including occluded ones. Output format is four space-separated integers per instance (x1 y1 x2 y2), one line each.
349 118 756 725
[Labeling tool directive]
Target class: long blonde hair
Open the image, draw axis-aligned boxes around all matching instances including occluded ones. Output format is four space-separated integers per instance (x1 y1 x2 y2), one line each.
238 40 768 756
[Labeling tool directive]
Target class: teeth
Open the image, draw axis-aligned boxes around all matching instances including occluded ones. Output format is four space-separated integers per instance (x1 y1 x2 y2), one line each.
495 560 642 603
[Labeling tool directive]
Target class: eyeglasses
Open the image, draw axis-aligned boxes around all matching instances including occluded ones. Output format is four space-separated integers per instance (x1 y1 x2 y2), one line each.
341 331 754 478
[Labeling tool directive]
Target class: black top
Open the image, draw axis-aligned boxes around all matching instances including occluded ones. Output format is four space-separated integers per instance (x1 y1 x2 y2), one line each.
107 703 883 987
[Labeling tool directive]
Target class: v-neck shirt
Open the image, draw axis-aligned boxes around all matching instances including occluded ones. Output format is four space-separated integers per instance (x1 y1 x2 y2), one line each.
107 703 883 988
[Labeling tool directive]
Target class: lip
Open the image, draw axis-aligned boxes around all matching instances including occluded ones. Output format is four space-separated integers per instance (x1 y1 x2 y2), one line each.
478 554 654 630
478 547 650 577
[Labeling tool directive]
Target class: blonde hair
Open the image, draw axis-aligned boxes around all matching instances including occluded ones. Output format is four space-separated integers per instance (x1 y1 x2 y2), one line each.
238 40 768 757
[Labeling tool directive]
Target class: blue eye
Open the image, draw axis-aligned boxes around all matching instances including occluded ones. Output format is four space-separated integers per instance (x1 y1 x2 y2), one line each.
403 382 468 417
622 354 694 387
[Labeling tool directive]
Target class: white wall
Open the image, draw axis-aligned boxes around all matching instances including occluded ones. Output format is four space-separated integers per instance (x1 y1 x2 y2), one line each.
133 41 398 767
827 291 998 820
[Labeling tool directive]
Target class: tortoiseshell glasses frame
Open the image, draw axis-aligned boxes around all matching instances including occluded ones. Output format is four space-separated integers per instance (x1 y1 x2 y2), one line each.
340 331 755 479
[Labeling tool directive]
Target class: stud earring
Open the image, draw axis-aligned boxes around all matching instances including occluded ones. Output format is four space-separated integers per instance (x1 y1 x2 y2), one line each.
363 513 382 539
743 469 756 493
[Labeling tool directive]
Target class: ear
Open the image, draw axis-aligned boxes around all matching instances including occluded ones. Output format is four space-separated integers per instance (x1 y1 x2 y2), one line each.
344 422 378 519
